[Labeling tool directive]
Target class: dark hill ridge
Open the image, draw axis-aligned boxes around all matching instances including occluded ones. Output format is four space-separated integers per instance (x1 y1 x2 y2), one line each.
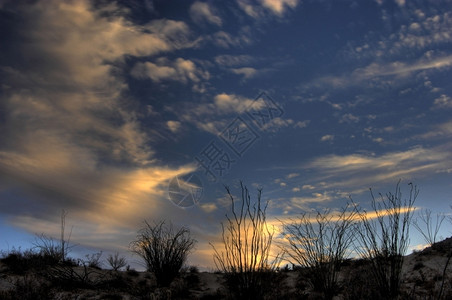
1 237 452 299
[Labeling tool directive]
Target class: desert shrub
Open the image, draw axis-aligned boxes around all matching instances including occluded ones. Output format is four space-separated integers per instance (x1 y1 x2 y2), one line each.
96 272 133 293
211 183 283 300
0 248 62 275
413 209 445 248
85 251 103 269
45 257 105 290
169 277 193 299
32 210 74 264
0 249 31 275
342 262 384 300
131 220 196 287
353 181 417 299
107 252 127 271
189 265 199 273
41 250 106 290
184 271 200 290
282 205 357 300
128 278 155 299
413 262 425 271
0 275 53 300
33 234 65 263
127 268 140 277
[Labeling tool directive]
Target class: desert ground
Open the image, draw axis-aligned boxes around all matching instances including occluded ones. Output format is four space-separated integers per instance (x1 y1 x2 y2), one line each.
1 238 452 299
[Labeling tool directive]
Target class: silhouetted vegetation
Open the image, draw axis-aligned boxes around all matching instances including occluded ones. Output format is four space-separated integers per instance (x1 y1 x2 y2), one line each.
282 204 357 299
131 220 196 287
32 210 74 264
107 252 128 271
414 208 446 248
352 181 418 299
1 181 452 299
210 183 284 300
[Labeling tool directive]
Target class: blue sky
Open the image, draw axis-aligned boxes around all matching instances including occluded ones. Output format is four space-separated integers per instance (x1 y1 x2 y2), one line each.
1 0 452 269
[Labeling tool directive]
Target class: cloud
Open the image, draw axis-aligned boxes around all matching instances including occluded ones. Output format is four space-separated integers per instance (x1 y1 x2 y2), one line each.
257 118 309 133
395 0 405 7
190 2 222 26
131 61 177 81
346 10 452 61
318 9 452 92
302 184 315 190
130 58 210 85
166 92 263 135
167 120 182 133
287 173 299 179
200 203 218 213
340 113 360 123
237 0 299 18
291 191 334 207
0 0 201 251
214 54 254 67
213 93 258 114
373 137 384 143
413 121 452 141
0 145 195 234
305 146 452 190
230 67 258 79
0 0 178 166
432 94 452 109
294 120 310 128
260 0 298 16
211 30 252 48
320 135 335 142
355 56 452 77
236 0 262 18
313 55 452 89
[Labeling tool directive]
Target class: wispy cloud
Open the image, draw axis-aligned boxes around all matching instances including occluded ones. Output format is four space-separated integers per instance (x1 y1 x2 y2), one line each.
210 30 252 48
167 120 182 133
260 0 298 16
213 93 257 113
214 54 255 67
432 94 452 110
190 1 222 26
320 135 335 142
165 93 260 135
291 191 334 206
230 67 258 79
130 57 210 90
413 120 452 141
0 0 201 250
237 0 299 18
316 55 452 89
287 173 299 179
344 10 452 61
305 146 452 190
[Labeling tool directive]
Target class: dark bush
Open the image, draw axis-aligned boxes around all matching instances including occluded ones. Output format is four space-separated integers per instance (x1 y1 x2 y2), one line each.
0 275 53 300
282 205 357 300
127 268 140 277
107 252 127 271
131 220 196 287
211 183 283 300
353 181 417 299
0 249 60 275
413 262 425 271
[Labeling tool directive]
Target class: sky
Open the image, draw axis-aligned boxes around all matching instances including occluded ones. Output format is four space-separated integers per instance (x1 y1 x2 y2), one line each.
1 0 452 270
